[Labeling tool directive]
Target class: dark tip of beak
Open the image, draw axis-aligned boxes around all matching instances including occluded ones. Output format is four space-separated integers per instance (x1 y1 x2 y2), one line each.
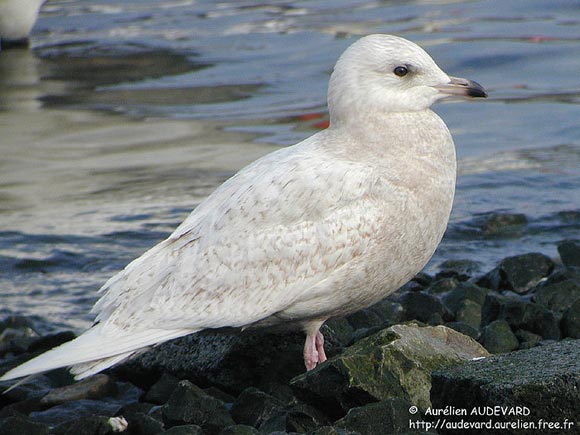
437 76 488 99
465 80 488 98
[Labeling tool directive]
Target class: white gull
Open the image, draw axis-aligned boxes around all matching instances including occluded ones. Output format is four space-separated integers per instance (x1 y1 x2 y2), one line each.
0 0 45 48
0 34 486 382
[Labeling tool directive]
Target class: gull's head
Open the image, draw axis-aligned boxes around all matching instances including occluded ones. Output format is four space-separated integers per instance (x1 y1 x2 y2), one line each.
328 34 487 125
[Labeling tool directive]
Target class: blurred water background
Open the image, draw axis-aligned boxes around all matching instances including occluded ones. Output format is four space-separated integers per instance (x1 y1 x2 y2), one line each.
0 0 579 332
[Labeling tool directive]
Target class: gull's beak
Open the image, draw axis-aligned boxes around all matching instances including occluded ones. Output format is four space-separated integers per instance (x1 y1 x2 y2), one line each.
435 76 488 98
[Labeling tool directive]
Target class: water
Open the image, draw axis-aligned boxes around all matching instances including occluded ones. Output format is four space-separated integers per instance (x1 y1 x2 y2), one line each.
1 0 579 333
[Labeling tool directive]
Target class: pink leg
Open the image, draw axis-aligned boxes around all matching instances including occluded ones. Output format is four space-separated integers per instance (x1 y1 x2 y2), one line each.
315 331 327 363
303 322 327 370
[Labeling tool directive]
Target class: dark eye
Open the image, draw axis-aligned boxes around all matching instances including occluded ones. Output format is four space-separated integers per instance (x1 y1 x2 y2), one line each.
393 66 408 77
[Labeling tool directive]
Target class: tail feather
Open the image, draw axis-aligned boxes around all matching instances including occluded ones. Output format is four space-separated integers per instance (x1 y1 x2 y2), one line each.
0 325 195 382
70 351 136 380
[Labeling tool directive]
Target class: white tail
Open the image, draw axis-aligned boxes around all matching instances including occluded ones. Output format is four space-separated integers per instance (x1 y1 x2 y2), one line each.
0 324 195 382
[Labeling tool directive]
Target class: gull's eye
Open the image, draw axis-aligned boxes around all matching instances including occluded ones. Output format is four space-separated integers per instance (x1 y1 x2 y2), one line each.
393 66 408 77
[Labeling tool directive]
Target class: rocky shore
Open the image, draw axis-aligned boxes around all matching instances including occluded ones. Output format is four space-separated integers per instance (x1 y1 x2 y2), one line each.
1 238 579 435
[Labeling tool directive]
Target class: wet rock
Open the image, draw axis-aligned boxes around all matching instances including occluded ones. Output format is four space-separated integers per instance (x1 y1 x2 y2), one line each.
411 272 433 287
437 259 483 280
125 330 316 394
27 381 141 427
482 293 560 340
259 402 329 434
230 387 283 427
0 399 47 419
162 380 234 435
444 322 480 340
441 282 489 313
290 324 488 417
431 339 580 435
122 411 165 435
561 299 580 338
424 277 459 294
399 292 452 325
480 320 519 353
310 427 361 435
52 415 124 435
515 329 542 349
532 279 580 312
0 328 38 355
218 425 260 435
367 299 405 326
334 398 427 435
322 318 354 349
480 212 528 237
0 416 49 435
159 425 203 435
558 240 580 269
455 299 482 329
143 372 180 405
345 309 384 331
204 386 236 404
40 374 115 405
477 253 554 293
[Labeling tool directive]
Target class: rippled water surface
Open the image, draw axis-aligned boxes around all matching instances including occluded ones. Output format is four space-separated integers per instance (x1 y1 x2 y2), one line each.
1 0 579 332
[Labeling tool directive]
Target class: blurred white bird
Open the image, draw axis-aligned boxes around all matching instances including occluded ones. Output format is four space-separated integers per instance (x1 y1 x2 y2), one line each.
0 34 486 384
0 0 45 48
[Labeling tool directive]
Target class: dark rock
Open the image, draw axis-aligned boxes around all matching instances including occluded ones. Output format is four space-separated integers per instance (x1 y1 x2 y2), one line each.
40 374 115 405
558 240 580 269
204 386 236 404
437 259 483 279
125 329 316 394
52 415 126 435
0 327 38 355
455 299 482 329
0 416 49 435
162 380 234 435
482 293 560 340
445 322 480 340
310 427 362 435
561 299 580 339
515 329 542 349
322 318 354 349
480 212 528 237
477 253 554 293
368 299 405 325
480 320 519 353
345 309 384 331
117 401 156 415
259 402 329 434
424 277 459 294
0 399 47 419
334 398 423 435
533 279 580 312
290 324 488 418
398 280 425 293
159 425 203 435
442 282 489 313
431 339 580 435
144 372 180 405
259 382 294 405
230 387 283 427
218 425 260 435
122 411 165 435
27 381 141 427
399 292 452 324
411 272 433 287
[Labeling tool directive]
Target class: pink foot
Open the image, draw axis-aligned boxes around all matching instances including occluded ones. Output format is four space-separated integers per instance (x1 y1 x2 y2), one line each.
304 330 327 370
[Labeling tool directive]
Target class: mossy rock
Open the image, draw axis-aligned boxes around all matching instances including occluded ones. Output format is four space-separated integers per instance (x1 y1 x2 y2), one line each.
290 324 488 418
